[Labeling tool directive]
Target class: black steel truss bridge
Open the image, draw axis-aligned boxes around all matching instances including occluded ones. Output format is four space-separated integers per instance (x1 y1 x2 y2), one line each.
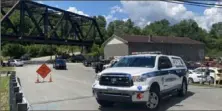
1 0 104 46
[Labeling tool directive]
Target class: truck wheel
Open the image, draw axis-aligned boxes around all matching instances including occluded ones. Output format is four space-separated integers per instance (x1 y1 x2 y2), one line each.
178 79 187 97
96 99 114 107
95 69 99 73
146 86 160 110
210 77 214 84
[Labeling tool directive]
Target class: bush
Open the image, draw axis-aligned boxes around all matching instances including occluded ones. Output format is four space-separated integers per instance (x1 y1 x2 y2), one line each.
2 44 26 59
88 44 104 57
26 45 40 57
38 45 57 57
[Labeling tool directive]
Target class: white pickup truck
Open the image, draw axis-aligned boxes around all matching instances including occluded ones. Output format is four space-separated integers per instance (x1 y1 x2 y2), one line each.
92 54 188 110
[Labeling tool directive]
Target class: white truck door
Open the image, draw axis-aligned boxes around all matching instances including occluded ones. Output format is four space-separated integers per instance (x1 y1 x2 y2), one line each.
171 57 187 86
158 56 175 91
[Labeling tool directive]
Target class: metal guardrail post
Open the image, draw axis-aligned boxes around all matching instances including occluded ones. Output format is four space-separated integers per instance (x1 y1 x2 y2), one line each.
8 71 17 111
15 93 23 104
8 71 28 111
12 82 17 87
12 82 18 111
17 103 28 111
14 87 19 93
15 93 28 111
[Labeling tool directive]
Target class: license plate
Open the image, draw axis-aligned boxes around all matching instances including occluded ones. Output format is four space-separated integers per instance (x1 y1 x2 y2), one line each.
107 87 118 91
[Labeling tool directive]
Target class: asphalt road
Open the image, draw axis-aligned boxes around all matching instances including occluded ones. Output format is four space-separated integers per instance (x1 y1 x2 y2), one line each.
16 63 222 110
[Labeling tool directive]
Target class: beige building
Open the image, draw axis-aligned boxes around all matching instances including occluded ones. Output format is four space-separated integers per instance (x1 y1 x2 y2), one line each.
103 34 205 62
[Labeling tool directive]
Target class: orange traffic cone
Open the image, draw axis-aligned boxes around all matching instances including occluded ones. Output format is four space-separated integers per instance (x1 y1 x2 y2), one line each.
49 74 52 82
35 76 40 83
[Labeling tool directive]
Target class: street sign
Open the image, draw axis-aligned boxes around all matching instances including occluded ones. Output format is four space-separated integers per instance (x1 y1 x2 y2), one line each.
36 64 51 79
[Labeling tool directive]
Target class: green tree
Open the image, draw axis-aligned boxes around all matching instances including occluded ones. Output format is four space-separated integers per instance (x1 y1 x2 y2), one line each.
2 44 26 58
142 19 171 36
26 45 40 57
210 22 222 39
38 45 57 57
95 16 108 40
88 44 103 57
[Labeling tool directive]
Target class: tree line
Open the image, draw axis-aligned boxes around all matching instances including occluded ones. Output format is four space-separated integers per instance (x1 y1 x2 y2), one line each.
1 8 222 58
102 18 222 57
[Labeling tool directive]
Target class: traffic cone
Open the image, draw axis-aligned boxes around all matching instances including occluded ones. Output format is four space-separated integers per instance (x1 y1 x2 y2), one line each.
49 74 52 82
35 76 40 83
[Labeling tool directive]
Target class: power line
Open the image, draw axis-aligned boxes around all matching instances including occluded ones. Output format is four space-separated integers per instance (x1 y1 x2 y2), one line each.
178 0 222 7
163 0 222 8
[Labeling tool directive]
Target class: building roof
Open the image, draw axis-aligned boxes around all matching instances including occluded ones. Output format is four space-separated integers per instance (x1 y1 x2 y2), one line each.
120 35 204 45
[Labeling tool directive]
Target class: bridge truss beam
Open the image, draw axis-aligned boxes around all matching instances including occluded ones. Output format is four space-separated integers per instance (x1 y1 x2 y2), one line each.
1 0 104 46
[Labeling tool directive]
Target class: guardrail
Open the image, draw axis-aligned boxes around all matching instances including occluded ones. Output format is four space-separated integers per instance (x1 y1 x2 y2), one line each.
23 60 54 65
9 72 29 111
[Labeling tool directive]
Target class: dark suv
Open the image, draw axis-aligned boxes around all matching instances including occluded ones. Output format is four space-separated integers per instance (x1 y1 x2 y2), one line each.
53 59 67 70
71 54 85 63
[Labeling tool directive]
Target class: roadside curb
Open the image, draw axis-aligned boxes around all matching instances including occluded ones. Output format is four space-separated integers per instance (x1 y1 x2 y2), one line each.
191 84 222 88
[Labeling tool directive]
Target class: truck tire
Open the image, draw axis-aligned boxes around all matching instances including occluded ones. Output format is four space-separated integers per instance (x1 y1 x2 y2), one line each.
210 77 214 84
178 79 187 97
146 86 160 110
96 99 114 107
95 68 99 73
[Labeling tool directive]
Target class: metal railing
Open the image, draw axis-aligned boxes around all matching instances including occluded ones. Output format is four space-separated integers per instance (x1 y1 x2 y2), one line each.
9 72 29 111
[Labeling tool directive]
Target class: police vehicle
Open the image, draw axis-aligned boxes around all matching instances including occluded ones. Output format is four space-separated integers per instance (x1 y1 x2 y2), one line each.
92 52 188 110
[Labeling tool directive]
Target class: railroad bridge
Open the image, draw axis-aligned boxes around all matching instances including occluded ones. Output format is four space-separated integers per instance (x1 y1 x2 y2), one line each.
1 0 104 51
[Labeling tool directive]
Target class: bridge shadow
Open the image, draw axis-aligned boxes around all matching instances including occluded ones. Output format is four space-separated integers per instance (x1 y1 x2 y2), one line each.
99 91 195 111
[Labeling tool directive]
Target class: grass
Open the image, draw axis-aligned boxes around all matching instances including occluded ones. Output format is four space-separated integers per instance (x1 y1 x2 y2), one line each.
0 67 15 71
0 76 10 110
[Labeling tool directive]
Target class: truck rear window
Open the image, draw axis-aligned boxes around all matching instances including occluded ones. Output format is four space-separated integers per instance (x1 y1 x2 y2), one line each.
171 58 184 67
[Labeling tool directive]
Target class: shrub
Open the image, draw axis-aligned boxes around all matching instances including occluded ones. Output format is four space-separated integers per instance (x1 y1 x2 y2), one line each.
2 44 26 59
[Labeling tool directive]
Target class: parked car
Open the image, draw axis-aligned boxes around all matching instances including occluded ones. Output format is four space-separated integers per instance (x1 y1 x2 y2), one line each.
188 70 206 84
53 59 67 70
83 58 95 67
20 54 31 61
103 57 122 69
193 67 222 83
71 54 85 63
8 59 24 67
185 61 201 70
94 59 113 73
